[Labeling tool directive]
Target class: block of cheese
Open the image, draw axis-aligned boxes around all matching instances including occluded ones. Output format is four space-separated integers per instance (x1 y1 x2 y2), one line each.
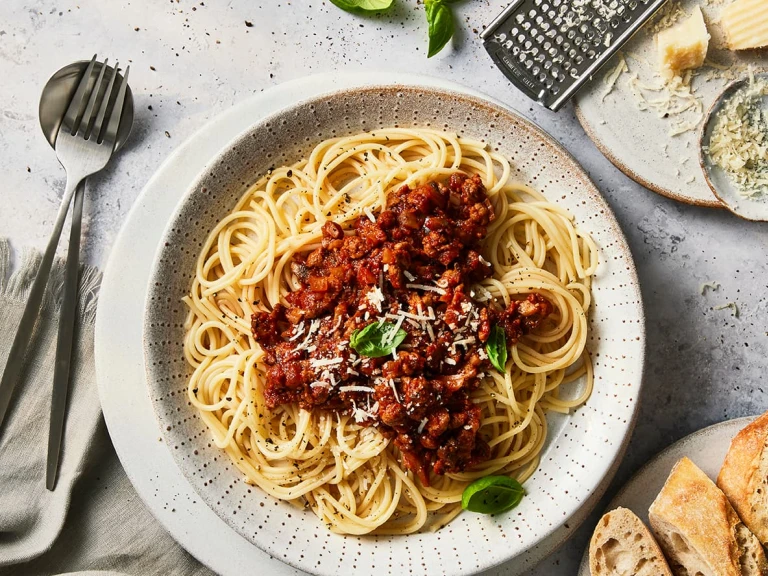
722 0 768 50
656 6 710 79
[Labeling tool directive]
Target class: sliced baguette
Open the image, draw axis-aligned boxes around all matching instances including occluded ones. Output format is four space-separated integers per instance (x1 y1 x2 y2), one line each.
718 411 768 547
589 507 673 576
648 457 768 576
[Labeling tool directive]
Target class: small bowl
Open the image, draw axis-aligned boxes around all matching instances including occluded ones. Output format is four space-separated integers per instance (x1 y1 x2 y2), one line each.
699 73 768 222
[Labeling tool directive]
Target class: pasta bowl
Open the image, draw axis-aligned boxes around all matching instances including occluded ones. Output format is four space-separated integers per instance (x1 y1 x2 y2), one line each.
143 85 644 576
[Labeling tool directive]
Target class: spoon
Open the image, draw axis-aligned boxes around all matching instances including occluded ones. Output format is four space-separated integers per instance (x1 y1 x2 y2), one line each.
40 59 133 151
699 73 768 222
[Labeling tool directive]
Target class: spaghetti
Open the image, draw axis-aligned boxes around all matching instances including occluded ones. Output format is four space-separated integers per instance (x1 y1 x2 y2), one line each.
182 128 598 535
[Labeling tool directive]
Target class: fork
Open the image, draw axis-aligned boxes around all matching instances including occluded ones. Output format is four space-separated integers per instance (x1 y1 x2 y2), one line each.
0 56 130 484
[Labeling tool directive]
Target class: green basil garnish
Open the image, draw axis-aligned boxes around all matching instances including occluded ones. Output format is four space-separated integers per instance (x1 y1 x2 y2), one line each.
425 0 455 58
329 0 394 14
486 325 507 373
350 322 407 358
461 476 525 514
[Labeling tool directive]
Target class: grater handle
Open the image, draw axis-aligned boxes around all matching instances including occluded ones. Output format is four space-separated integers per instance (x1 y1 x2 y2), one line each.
486 47 547 104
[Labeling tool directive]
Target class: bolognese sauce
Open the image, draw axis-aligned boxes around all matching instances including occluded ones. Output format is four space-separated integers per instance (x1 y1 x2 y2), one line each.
252 173 552 486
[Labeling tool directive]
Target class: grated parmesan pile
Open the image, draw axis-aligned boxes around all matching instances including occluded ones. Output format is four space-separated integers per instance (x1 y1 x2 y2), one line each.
705 73 768 198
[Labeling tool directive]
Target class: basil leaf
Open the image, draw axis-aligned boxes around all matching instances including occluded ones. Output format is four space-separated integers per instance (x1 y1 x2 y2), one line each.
425 0 455 58
486 325 507 373
329 0 394 14
350 321 407 358
461 476 525 514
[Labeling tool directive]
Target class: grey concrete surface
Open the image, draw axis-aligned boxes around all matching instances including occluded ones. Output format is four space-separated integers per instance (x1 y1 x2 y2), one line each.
1 0 766 573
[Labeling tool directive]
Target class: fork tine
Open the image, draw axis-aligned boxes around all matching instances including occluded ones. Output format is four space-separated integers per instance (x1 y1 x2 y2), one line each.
102 64 130 146
61 54 97 135
78 58 108 139
91 61 118 143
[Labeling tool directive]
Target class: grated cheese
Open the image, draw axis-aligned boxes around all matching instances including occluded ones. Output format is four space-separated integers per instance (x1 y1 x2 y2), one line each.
365 286 385 312
310 358 344 368
388 379 401 403
700 281 720 295
714 302 740 317
602 52 628 102
338 385 375 393
406 283 446 295
705 73 768 198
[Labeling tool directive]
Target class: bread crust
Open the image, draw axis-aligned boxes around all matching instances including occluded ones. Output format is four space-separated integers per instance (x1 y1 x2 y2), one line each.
649 457 768 576
589 507 673 576
718 411 768 546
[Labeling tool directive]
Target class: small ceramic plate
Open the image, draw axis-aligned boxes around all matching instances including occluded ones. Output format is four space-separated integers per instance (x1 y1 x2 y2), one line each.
575 415 756 576
142 84 644 576
700 74 768 222
574 0 767 208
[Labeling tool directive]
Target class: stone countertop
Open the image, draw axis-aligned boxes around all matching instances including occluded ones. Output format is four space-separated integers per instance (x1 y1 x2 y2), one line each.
1 0 766 574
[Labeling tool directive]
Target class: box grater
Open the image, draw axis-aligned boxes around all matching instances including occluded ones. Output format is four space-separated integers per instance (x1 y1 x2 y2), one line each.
481 0 668 111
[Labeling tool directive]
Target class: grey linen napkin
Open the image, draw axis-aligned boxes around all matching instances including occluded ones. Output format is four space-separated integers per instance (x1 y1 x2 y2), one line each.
0 239 213 576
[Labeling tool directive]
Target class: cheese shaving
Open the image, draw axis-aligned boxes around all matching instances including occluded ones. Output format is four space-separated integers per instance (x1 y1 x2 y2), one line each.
602 53 628 102
713 301 740 317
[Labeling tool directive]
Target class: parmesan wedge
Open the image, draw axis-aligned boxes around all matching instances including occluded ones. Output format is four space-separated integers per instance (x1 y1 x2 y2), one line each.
656 6 710 79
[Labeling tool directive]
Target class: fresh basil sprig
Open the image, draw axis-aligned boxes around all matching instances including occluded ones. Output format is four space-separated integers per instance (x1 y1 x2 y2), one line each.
350 321 407 358
485 325 507 373
329 0 394 14
425 0 456 58
461 475 525 514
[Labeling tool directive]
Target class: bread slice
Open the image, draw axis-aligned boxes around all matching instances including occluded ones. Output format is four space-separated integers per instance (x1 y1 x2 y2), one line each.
589 507 673 576
648 457 768 576
718 412 768 547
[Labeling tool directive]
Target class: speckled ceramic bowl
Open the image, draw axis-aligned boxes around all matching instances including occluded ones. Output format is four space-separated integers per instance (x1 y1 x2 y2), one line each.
700 74 768 222
144 85 645 576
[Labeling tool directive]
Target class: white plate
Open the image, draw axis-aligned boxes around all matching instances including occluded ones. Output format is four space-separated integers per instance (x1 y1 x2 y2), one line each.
96 72 642 576
574 0 767 208
576 415 755 576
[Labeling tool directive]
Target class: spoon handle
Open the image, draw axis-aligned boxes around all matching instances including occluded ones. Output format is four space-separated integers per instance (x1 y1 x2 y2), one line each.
46 179 85 491
0 175 82 435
